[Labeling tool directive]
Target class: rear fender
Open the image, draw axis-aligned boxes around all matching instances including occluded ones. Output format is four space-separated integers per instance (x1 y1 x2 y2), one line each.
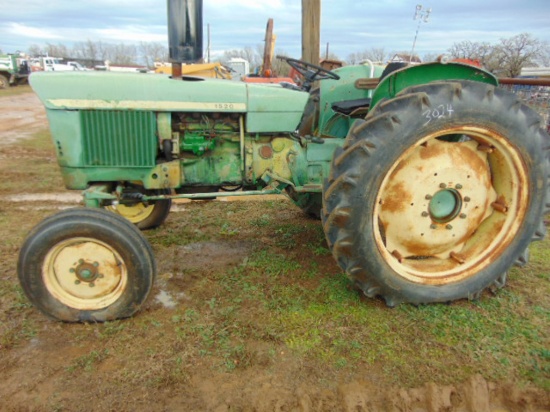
370 62 498 110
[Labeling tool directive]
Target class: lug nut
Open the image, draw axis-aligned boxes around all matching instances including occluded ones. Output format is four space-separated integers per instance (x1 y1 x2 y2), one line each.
456 184 463 189
74 280 81 285
430 224 437 229
421 211 429 217
439 183 447 189
464 197 471 202
446 224 453 230
425 194 432 200
460 213 467 219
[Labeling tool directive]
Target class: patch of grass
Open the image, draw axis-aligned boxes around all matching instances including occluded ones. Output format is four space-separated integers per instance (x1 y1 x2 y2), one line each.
0 129 63 194
272 223 308 249
0 84 32 97
250 214 271 228
66 349 110 372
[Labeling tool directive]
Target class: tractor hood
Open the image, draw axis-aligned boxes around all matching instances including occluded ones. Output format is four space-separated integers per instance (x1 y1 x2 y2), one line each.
30 71 309 133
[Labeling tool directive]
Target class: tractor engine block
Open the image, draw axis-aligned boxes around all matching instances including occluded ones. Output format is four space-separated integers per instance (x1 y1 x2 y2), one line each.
171 112 241 157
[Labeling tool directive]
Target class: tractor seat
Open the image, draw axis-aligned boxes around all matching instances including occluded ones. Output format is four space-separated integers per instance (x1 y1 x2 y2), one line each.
331 98 372 115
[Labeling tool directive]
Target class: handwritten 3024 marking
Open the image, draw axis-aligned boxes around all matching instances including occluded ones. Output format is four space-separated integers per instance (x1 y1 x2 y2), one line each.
423 104 454 126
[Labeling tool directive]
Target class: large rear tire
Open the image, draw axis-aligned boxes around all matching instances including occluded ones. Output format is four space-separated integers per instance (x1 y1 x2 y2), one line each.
323 80 550 306
18 208 156 321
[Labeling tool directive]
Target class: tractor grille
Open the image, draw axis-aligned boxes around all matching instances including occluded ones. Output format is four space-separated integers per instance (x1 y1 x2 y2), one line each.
80 110 157 167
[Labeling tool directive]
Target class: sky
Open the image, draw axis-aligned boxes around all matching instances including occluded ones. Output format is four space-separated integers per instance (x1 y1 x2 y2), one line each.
1 0 549 62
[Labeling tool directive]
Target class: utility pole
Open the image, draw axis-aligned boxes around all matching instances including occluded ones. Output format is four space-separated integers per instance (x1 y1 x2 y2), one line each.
302 0 320 65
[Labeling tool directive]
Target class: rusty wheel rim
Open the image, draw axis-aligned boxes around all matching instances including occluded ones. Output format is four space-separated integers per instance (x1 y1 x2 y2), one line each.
373 127 529 285
42 237 128 310
106 202 155 224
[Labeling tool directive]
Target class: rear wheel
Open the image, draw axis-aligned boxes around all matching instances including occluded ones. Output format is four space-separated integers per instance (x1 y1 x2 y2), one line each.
323 80 549 306
18 208 156 321
0 74 9 89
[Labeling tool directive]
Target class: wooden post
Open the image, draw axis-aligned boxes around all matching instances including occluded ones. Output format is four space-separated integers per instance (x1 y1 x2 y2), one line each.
302 0 320 65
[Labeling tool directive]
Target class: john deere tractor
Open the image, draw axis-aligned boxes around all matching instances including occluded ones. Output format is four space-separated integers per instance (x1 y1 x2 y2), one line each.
18 1 550 321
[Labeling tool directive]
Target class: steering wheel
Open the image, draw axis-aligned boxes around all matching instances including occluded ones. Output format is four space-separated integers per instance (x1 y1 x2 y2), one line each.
277 55 340 91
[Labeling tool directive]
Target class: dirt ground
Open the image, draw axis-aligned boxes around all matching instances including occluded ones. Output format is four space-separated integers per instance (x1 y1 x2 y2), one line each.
0 91 46 146
0 90 548 412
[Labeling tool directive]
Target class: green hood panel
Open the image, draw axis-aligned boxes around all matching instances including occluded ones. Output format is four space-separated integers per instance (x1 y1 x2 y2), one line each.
246 85 309 133
30 71 308 133
30 71 247 111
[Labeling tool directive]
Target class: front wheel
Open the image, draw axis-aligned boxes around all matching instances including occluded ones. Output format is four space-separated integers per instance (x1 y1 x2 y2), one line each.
323 80 549 306
18 208 156 321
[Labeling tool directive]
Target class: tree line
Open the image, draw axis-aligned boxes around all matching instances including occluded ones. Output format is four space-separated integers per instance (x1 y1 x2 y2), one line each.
20 32 550 77
26 40 169 68
349 33 549 77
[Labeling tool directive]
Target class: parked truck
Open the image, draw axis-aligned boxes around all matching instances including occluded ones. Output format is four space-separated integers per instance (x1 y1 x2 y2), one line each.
18 0 550 322
0 54 30 88
30 57 85 72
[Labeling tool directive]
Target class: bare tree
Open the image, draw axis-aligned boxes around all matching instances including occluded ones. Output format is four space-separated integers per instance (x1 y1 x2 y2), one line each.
448 34 550 77
105 43 138 66
139 42 168 68
45 43 70 58
497 33 549 77
27 44 44 57
219 47 262 70
448 40 492 61
347 47 387 65
272 51 291 76
422 53 440 63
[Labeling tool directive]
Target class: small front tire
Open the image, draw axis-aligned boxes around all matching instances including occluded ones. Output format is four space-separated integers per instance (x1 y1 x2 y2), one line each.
18 208 156 322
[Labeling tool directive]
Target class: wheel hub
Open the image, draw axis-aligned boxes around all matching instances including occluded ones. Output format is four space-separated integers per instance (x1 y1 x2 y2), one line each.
43 238 127 310
73 260 101 283
429 189 462 223
377 139 497 259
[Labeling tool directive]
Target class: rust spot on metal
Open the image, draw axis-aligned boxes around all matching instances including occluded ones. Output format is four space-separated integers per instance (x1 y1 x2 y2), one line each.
450 252 466 264
259 145 273 159
354 78 380 90
491 195 509 213
392 250 403 263
380 181 413 213
477 144 494 153
498 77 550 86
418 141 444 160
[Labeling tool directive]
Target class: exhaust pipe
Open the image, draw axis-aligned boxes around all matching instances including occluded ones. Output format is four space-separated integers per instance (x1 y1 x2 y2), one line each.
167 0 203 77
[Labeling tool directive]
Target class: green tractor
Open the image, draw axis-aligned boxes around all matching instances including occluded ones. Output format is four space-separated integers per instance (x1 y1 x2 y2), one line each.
18 3 550 322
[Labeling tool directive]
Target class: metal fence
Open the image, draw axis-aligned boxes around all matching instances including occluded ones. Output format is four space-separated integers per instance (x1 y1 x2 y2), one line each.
500 83 550 132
